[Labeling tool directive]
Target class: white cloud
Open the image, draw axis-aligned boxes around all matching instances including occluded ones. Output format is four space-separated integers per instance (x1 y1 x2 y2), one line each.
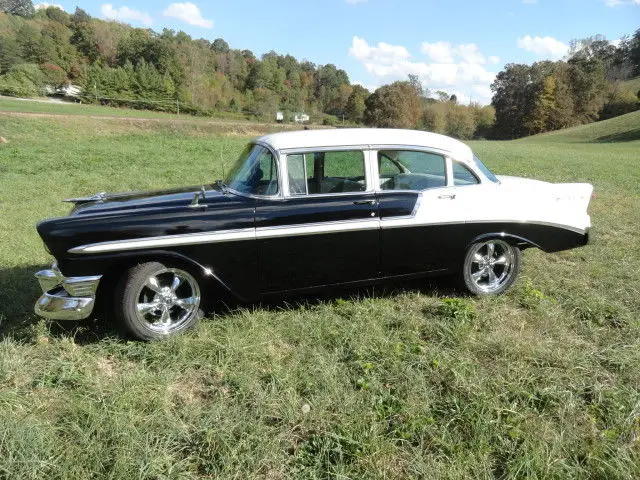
421 42 486 64
604 0 640 5
35 3 64 10
517 35 569 59
101 4 153 26
163 2 213 28
350 36 411 64
420 42 455 63
488 55 501 64
349 36 499 105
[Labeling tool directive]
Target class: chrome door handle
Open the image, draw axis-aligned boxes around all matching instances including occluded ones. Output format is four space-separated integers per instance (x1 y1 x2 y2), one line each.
353 199 376 205
437 194 456 200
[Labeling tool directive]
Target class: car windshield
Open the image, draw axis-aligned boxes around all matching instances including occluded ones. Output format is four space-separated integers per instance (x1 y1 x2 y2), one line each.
472 154 499 183
224 143 279 196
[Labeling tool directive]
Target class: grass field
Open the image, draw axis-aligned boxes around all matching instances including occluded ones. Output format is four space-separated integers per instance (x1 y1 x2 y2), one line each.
0 108 639 478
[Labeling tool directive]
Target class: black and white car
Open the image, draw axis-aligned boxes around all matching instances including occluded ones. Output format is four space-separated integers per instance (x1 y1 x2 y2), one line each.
35 129 593 339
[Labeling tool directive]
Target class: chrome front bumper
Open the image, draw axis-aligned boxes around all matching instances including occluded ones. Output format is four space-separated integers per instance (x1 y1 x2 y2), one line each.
34 263 102 321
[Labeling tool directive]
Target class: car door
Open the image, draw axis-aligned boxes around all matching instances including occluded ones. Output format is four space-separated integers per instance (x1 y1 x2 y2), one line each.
376 149 466 275
256 149 380 293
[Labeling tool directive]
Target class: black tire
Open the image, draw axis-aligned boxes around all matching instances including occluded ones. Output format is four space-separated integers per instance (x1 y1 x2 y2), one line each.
462 239 521 295
114 261 203 340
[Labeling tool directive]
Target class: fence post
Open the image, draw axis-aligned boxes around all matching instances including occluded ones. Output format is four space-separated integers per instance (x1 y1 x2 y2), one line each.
176 99 180 115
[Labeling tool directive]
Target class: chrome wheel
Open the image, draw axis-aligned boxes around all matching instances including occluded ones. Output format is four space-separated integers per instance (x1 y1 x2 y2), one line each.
134 268 201 334
464 239 517 294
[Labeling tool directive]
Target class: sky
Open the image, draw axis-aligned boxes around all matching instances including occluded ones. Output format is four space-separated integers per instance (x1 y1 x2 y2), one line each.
35 0 640 104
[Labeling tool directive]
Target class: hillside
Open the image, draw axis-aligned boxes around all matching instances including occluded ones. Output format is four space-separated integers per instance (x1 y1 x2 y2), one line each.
621 76 640 96
518 109 640 143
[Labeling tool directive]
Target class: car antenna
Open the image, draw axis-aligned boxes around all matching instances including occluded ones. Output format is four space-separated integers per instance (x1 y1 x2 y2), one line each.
220 143 226 181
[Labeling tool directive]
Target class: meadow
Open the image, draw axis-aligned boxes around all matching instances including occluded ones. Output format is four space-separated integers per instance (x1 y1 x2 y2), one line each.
0 104 639 479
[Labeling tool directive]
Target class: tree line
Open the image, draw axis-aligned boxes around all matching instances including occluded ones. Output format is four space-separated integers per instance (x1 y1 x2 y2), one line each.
1 0 638 139
491 34 640 138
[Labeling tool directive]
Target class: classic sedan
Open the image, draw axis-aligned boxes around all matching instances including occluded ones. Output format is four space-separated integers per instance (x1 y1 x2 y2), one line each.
35 129 593 340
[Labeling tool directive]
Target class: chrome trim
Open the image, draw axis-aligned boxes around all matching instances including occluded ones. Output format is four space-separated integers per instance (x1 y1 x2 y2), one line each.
34 265 102 321
35 289 96 321
255 218 380 239
35 265 63 292
69 227 256 254
67 217 589 255
63 275 102 297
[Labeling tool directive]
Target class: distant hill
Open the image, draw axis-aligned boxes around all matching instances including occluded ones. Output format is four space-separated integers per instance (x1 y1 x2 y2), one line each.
520 110 640 143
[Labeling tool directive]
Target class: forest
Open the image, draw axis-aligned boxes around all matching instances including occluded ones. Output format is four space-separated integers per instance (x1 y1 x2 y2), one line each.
1 0 638 138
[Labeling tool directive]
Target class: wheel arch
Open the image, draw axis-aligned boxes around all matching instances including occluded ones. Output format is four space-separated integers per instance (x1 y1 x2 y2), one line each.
92 250 244 310
466 232 540 252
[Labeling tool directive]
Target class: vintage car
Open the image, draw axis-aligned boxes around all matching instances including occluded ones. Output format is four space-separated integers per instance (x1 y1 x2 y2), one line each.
35 129 593 340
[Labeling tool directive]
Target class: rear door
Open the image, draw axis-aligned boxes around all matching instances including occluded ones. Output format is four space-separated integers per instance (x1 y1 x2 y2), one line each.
375 149 463 275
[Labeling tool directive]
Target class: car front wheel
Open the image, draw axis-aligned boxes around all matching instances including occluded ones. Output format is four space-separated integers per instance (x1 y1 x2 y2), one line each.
462 239 521 295
114 262 203 340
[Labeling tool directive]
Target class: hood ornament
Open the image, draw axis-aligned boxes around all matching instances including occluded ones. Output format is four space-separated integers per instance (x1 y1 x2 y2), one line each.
63 192 107 204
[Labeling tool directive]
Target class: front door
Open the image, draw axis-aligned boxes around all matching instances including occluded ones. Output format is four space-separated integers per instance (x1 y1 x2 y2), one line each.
257 149 379 293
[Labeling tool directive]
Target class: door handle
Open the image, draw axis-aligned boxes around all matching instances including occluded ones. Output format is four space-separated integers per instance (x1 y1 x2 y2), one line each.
353 199 376 205
437 194 456 200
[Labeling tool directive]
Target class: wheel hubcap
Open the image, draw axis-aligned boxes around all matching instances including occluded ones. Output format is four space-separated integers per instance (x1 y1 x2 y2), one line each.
467 240 514 293
135 268 201 333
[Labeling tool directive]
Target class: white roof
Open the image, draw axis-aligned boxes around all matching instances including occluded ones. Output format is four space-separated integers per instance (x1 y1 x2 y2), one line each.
257 128 473 161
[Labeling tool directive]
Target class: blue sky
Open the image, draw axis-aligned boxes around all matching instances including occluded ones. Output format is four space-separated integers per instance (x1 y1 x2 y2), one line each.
36 0 640 103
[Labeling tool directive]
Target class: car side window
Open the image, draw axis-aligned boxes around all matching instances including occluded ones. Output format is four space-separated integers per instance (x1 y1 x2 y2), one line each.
287 150 366 195
452 161 480 186
378 150 446 191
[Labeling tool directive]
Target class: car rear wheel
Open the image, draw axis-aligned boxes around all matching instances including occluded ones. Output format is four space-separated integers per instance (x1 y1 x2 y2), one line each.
114 262 203 340
462 239 520 295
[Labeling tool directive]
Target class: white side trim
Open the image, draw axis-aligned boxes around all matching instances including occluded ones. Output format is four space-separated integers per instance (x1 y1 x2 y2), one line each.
68 228 256 254
256 219 379 239
68 217 587 255
380 218 588 235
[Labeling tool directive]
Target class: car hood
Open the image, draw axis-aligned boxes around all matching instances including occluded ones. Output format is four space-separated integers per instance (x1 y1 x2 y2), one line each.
69 184 219 216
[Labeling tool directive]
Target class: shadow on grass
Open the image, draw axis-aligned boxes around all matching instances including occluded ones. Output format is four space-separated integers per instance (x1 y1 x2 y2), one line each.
594 127 640 142
0 264 462 343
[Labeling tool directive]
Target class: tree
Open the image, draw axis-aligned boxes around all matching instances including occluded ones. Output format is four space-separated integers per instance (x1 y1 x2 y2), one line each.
444 104 476 139
491 63 536 138
0 0 35 17
364 81 421 128
421 103 446 133
212 38 229 54
345 84 369 123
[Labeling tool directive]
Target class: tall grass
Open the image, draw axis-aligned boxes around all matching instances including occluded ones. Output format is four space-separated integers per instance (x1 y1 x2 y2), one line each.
0 111 638 478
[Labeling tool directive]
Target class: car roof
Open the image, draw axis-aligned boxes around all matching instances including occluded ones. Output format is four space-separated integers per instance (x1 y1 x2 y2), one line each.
257 128 473 161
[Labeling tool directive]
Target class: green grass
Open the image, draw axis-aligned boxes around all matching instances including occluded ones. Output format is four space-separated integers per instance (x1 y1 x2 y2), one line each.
516 109 640 143
0 96 192 119
0 110 639 478
620 76 640 97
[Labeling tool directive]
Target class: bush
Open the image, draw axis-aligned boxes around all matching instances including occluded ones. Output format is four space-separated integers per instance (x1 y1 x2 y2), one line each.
322 115 338 126
0 64 44 97
421 104 445 133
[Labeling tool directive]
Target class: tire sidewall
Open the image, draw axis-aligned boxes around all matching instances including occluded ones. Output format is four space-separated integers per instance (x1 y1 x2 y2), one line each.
115 261 203 340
